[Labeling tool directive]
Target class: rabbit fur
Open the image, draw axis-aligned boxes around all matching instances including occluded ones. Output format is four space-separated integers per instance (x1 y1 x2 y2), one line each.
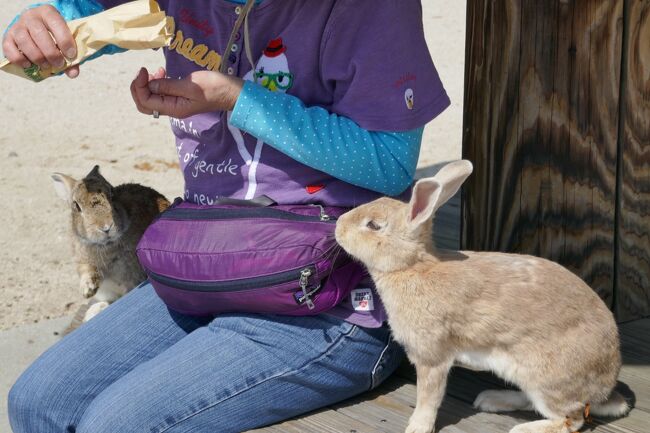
52 166 169 333
335 160 628 433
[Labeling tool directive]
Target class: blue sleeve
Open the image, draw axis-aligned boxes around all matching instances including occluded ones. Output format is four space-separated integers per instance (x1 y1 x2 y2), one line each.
5 0 101 33
50 0 105 20
4 0 126 60
230 81 424 196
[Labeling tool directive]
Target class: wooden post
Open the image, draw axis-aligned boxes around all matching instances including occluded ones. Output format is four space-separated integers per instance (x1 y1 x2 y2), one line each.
462 1 625 310
616 1 650 321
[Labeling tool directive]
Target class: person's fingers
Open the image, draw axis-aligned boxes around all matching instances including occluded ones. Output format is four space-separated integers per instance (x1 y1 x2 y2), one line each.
148 77 193 98
11 27 47 68
133 67 195 117
26 19 64 68
2 36 31 68
146 93 192 118
131 68 154 114
142 87 192 118
40 5 76 60
64 65 79 79
130 82 152 114
133 67 152 103
152 66 166 80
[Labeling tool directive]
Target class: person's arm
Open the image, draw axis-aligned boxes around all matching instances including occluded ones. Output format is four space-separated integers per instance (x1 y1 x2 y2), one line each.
132 67 423 196
230 81 423 196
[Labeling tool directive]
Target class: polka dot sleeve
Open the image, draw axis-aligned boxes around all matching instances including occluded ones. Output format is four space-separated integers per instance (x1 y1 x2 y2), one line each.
230 81 424 196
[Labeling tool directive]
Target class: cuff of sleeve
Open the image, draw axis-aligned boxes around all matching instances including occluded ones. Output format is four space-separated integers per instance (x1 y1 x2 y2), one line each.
230 80 267 132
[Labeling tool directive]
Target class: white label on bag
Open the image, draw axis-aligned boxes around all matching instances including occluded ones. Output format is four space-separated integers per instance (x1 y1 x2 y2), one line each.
351 288 374 312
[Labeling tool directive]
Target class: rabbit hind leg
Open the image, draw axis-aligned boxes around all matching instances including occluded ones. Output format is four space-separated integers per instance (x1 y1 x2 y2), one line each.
508 416 583 433
474 390 534 413
512 392 585 433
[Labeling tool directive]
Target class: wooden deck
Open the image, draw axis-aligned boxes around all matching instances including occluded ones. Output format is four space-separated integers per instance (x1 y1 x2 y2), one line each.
251 193 650 433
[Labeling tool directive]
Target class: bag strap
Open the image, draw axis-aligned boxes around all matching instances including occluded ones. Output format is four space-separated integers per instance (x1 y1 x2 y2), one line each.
209 195 276 207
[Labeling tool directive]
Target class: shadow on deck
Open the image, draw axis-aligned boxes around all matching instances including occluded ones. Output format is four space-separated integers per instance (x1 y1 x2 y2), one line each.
251 190 650 433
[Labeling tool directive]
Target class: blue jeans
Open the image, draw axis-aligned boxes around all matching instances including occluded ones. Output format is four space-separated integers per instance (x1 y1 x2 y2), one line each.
8 282 404 433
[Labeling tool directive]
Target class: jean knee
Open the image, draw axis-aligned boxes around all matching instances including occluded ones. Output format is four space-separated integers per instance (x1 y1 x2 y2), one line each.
8 370 50 433
76 390 140 433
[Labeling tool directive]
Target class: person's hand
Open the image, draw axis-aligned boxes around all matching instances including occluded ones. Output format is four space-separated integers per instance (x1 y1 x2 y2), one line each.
2 4 80 78
130 67 244 118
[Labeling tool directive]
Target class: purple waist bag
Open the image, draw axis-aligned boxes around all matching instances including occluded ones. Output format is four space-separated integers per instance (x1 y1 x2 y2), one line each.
136 198 367 316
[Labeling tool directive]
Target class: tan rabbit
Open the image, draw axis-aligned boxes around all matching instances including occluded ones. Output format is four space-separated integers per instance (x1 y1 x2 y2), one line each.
335 160 629 433
52 165 170 333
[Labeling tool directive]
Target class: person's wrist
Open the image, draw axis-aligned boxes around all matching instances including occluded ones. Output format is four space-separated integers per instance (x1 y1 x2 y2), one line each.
224 76 244 111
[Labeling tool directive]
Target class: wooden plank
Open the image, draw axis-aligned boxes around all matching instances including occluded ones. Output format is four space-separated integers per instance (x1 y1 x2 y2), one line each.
618 319 650 413
249 408 381 433
332 377 529 433
330 377 416 432
462 1 624 308
616 0 650 321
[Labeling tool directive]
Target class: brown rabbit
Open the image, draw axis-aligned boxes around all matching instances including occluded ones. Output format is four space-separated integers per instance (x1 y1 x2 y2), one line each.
335 160 629 433
52 165 169 333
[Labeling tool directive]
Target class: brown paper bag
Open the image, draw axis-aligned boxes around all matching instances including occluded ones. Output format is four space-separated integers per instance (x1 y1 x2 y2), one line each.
0 0 173 82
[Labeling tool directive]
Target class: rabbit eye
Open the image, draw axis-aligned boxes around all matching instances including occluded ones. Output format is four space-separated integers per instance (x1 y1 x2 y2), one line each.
366 220 381 231
73 201 82 212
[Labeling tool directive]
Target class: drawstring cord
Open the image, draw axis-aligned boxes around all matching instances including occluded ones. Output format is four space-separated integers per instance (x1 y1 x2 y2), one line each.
220 0 257 75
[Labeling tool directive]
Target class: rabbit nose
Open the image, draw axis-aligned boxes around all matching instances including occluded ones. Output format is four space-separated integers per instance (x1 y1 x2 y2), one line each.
101 224 113 233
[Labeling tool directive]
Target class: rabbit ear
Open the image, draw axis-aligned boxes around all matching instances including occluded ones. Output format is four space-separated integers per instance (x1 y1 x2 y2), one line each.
408 160 473 229
408 178 443 228
87 165 101 178
51 173 77 202
85 165 111 186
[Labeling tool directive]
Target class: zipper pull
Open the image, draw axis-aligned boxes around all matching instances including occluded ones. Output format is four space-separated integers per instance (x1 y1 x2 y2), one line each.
299 268 316 310
300 268 312 287
314 204 331 221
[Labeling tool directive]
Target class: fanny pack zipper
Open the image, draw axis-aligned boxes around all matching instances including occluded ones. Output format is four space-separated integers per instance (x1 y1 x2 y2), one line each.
160 206 335 223
147 265 321 309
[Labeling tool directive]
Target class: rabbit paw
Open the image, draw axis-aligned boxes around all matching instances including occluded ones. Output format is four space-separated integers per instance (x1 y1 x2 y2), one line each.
405 413 435 433
83 301 110 322
405 422 434 433
80 274 100 298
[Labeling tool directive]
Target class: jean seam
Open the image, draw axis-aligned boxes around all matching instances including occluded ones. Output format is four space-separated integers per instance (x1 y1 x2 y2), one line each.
156 324 359 433
369 331 393 390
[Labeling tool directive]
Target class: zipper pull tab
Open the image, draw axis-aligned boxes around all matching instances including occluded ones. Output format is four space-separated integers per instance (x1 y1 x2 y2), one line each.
309 204 332 221
300 268 312 287
317 205 331 221
299 268 316 310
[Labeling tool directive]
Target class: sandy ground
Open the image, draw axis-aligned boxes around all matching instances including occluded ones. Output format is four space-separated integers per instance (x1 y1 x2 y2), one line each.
0 0 466 330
